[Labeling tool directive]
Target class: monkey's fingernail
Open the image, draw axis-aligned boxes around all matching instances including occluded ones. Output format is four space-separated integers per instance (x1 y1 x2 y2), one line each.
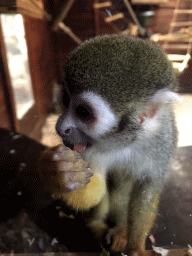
52 153 60 160
67 182 80 191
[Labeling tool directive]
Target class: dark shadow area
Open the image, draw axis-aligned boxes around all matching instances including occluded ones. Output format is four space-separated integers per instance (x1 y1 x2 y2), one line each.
0 128 192 252
0 128 100 253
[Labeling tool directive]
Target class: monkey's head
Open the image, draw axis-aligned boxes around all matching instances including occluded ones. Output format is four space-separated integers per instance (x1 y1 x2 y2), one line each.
56 34 178 153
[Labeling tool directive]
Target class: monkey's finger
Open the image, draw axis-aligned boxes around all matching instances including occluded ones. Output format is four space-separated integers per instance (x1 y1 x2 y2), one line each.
56 160 83 172
73 160 92 173
64 178 91 191
62 170 92 184
52 146 82 162
41 145 80 162
64 181 82 191
56 159 91 174
58 171 92 191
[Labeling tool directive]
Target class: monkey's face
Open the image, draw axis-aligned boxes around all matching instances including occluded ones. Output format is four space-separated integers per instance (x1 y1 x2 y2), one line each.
56 35 178 154
56 81 118 152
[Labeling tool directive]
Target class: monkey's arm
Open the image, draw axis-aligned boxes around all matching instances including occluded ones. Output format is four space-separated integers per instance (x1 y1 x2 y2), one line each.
126 180 162 255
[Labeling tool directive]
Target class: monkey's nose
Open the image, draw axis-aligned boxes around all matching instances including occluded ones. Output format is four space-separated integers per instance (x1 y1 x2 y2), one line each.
64 128 72 135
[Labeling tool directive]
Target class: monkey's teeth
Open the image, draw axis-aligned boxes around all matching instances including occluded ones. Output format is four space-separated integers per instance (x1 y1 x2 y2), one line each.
73 144 86 152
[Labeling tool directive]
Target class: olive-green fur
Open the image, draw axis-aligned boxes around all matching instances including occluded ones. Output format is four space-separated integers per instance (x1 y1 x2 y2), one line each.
52 34 179 252
65 34 178 114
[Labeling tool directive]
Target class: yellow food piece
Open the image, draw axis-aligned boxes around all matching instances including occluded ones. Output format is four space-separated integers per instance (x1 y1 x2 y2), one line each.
59 173 106 210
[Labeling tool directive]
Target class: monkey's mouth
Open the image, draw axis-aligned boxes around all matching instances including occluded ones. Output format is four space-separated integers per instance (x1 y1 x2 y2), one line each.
62 140 93 152
73 144 86 152
59 128 95 152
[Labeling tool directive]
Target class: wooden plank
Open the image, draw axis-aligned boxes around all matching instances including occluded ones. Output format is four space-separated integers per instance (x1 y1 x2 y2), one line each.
58 22 82 44
163 44 189 49
151 33 190 42
132 0 168 4
174 9 192 14
178 53 191 72
172 62 189 71
168 54 187 61
0 0 44 19
18 0 44 19
172 21 192 27
0 21 18 131
51 0 75 30
172 62 182 68
105 13 124 22
94 1 112 9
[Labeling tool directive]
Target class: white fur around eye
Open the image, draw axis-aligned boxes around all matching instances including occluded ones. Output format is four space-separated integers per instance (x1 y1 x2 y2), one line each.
80 91 117 138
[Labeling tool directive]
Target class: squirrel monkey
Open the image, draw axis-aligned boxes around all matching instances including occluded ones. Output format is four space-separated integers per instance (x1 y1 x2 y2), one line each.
38 35 178 255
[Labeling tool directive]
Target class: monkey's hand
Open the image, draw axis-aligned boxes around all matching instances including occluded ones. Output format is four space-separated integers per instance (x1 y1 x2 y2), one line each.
38 145 107 210
38 145 93 194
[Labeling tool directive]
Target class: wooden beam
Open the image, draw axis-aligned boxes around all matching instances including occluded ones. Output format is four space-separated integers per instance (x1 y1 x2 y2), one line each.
94 1 112 9
58 22 82 44
132 0 168 3
179 53 191 72
174 9 192 14
171 54 190 72
172 62 188 71
123 0 146 36
105 13 124 22
51 0 75 30
172 21 192 27
0 0 44 19
168 54 188 61
151 33 190 42
163 44 189 49
0 21 19 131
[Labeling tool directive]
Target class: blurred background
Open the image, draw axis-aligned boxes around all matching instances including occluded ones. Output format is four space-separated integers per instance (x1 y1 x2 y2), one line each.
0 0 191 145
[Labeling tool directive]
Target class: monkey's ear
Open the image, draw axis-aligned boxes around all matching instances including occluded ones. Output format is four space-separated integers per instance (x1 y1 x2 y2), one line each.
138 89 180 125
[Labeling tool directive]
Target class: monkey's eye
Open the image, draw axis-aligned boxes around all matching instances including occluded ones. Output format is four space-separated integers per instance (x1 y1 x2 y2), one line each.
75 104 94 122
